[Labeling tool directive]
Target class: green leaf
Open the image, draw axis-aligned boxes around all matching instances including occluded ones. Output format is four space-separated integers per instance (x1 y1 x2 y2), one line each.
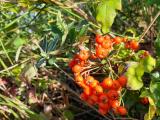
126 62 144 90
63 110 74 120
141 55 156 73
151 72 160 82
56 11 68 46
150 81 160 107
13 37 27 48
144 104 156 120
140 88 151 98
20 63 38 81
96 0 121 33
47 34 60 52
155 35 160 56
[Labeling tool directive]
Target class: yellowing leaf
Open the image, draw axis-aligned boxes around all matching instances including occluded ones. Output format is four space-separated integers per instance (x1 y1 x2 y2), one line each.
126 62 144 90
96 0 121 33
141 55 156 73
144 104 156 120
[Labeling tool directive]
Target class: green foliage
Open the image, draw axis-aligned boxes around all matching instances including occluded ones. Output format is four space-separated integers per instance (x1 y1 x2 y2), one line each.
144 104 156 120
141 55 156 73
126 62 144 90
63 110 74 120
96 0 121 33
13 37 28 48
155 35 160 57
150 81 160 107
0 0 160 120
126 55 156 90
0 94 43 120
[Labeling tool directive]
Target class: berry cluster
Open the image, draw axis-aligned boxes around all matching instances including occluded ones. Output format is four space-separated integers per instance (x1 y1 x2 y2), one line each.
69 34 140 116
95 35 139 59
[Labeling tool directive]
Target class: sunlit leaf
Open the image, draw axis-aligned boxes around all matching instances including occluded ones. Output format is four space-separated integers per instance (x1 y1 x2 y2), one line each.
141 55 156 73
96 0 121 33
126 62 144 90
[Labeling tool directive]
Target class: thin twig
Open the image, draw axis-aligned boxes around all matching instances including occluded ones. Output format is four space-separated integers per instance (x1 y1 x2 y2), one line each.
139 11 160 42
0 58 31 74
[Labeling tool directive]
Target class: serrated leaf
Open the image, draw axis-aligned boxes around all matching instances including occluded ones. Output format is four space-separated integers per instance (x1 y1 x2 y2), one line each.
126 62 144 90
56 11 68 46
96 0 121 33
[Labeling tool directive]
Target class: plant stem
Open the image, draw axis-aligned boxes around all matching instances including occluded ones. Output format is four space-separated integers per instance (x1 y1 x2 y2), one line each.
139 11 160 42
0 39 13 65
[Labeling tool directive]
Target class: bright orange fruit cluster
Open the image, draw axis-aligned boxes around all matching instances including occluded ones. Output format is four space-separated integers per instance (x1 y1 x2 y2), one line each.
69 34 134 116
95 34 139 58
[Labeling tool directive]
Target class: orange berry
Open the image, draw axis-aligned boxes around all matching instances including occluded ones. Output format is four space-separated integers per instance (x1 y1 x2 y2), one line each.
79 60 85 66
75 74 84 82
90 94 98 103
96 34 104 44
130 40 139 50
113 37 122 44
140 97 149 105
104 35 111 40
80 93 88 101
78 50 90 61
72 64 81 73
86 99 95 105
117 75 127 87
101 39 112 49
95 85 103 93
69 59 78 68
98 102 110 111
111 80 121 91
83 86 92 96
99 93 108 102
117 106 127 116
90 53 97 59
85 76 94 85
96 46 109 59
101 77 113 89
89 80 99 88
98 107 108 115
110 100 120 109
107 90 119 100
86 76 95 82
122 37 128 42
